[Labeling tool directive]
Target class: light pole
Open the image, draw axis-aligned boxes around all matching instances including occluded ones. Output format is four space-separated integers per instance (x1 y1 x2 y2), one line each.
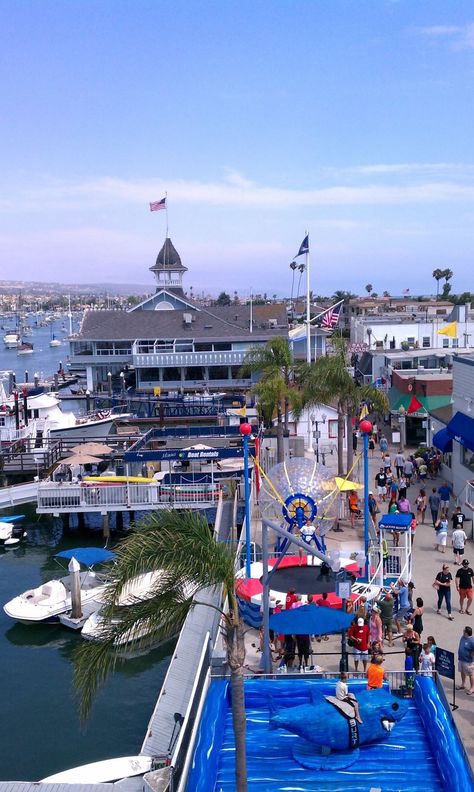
240 422 253 579
359 419 373 583
120 371 125 394
399 405 406 450
311 413 327 463
107 371 112 396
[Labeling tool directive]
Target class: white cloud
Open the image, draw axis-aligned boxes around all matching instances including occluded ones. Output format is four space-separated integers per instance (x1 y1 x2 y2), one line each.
3 170 474 215
418 22 474 50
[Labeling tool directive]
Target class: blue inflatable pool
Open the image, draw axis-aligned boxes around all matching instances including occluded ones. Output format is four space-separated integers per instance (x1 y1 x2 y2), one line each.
187 676 473 792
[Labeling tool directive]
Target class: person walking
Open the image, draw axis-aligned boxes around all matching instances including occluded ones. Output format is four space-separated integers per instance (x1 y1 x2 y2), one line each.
438 481 453 517
412 597 424 638
428 488 441 526
433 562 454 620
368 491 379 531
348 617 370 672
455 559 474 615
415 488 427 524
452 517 468 565
394 450 405 480
457 626 474 695
369 604 383 646
403 457 414 487
379 434 388 456
375 468 387 503
434 516 449 553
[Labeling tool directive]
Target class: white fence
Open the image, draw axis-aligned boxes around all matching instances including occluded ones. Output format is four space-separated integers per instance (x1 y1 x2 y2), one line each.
36 481 223 513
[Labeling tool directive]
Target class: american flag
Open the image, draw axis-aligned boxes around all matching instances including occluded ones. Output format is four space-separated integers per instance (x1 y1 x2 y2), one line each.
402 288 410 295
149 197 167 212
320 301 342 329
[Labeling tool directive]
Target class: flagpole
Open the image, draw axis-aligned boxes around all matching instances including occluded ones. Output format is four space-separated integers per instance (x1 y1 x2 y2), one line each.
305 232 311 365
165 191 169 237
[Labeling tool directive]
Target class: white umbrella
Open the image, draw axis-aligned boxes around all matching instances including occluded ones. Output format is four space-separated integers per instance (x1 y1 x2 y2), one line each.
61 453 101 466
71 442 114 456
182 443 215 451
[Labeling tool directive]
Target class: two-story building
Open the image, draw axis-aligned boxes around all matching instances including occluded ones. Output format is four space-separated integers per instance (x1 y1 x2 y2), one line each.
70 237 293 393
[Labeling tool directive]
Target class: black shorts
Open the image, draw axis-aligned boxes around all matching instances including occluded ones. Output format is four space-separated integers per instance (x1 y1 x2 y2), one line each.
454 547 465 556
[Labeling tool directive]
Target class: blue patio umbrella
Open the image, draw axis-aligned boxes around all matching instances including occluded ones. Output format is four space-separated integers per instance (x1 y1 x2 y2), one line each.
269 604 354 635
55 547 116 566
378 513 412 531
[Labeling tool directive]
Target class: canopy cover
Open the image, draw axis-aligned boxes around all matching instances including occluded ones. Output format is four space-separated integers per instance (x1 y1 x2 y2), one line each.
55 547 116 566
269 603 353 634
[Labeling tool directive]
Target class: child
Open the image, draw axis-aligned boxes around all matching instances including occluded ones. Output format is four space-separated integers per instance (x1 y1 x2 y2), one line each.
335 672 363 723
419 643 435 676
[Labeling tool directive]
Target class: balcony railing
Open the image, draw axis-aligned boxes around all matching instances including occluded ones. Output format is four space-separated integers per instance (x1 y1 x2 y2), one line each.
466 480 474 511
133 350 247 368
36 481 223 512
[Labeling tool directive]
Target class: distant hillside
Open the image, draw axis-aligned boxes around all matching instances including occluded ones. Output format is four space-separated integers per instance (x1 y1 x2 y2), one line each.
0 280 151 296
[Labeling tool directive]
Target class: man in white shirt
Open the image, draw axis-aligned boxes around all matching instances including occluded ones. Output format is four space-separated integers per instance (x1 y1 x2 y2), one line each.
453 525 468 565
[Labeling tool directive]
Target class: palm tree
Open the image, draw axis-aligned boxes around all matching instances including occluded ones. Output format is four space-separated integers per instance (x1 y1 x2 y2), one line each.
297 338 388 474
365 284 373 295
432 268 444 300
74 510 249 791
242 337 300 462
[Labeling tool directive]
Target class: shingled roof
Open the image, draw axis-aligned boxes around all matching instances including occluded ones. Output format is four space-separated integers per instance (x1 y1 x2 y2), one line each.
149 237 187 273
79 303 288 342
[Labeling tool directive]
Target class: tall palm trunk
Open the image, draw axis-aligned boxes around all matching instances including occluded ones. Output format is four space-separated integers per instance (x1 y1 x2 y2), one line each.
284 395 289 433
337 401 345 475
277 400 284 463
225 611 247 792
346 411 354 473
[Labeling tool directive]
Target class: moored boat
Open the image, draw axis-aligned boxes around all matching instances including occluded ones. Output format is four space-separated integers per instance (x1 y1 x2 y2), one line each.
3 547 115 624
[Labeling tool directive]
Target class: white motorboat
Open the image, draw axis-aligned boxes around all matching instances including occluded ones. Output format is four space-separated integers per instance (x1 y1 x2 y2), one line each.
0 521 27 546
0 390 131 443
41 755 154 783
81 570 162 643
17 342 34 356
3 547 115 624
3 332 20 349
49 334 62 347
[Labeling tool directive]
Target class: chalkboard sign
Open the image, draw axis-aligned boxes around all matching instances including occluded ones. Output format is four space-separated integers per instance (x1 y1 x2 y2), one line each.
435 647 455 680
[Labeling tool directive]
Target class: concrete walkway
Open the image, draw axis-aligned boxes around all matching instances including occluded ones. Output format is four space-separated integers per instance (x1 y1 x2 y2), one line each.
246 436 474 762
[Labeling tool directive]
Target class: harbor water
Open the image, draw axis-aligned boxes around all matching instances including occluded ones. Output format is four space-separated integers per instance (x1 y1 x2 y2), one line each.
0 325 174 781
0 505 174 781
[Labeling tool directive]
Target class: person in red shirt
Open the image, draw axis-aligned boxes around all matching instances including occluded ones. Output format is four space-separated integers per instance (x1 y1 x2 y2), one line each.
348 617 371 672
285 587 297 610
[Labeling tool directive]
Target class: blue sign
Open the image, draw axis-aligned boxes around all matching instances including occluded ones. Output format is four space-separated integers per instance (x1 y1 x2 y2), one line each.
435 647 455 680
125 446 254 462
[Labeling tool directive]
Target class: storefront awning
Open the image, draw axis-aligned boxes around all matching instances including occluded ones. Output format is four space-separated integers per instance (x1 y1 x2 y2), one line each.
432 427 453 453
446 411 474 452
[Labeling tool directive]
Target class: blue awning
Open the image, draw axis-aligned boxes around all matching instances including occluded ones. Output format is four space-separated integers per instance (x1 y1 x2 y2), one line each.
55 547 116 566
379 513 412 531
446 411 474 453
433 427 453 453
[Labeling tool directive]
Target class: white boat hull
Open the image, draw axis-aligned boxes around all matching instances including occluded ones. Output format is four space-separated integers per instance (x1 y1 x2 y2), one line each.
3 571 108 624
41 755 154 783
49 416 124 440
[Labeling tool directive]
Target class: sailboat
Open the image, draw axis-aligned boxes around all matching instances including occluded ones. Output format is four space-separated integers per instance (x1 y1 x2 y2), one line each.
49 326 62 348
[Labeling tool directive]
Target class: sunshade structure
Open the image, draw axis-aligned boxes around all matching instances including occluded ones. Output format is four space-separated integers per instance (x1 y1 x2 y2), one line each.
60 453 101 466
335 476 363 492
378 513 412 532
55 547 116 565
432 427 453 453
269 603 354 635
182 443 215 451
71 442 114 456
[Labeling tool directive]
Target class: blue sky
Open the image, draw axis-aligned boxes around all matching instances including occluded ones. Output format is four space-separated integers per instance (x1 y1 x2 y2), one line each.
1 0 474 297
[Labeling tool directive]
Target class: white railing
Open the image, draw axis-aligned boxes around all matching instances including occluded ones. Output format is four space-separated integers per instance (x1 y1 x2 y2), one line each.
132 350 247 368
465 480 474 511
36 482 223 512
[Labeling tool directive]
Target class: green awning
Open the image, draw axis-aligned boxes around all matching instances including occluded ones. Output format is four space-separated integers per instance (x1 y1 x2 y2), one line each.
389 390 452 415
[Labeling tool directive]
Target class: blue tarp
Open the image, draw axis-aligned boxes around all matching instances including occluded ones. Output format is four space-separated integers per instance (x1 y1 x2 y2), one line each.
446 411 474 452
433 427 453 453
269 603 353 634
379 513 412 530
55 547 116 566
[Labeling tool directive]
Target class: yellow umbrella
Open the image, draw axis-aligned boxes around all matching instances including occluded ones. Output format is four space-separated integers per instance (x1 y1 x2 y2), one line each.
335 476 363 492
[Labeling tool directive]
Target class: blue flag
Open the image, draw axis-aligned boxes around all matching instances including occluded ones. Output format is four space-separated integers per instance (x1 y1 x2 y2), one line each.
296 234 309 257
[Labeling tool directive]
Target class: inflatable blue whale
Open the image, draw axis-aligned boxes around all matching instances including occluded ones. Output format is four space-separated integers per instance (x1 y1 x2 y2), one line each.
269 687 408 767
